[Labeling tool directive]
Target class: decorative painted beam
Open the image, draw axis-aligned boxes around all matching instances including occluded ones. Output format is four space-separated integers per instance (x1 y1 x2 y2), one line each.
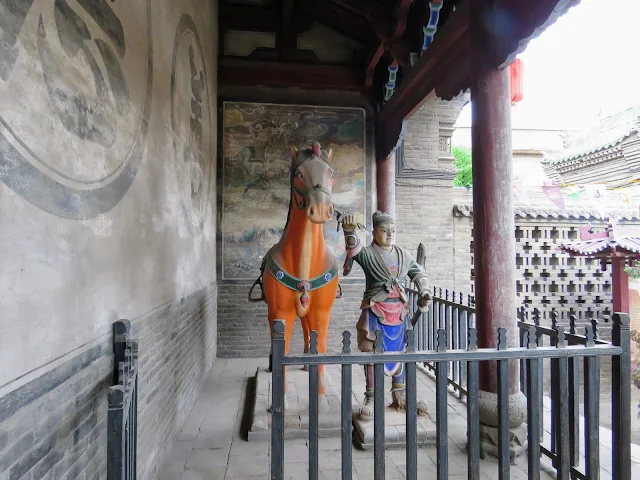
218 58 363 91
376 0 580 161
422 1 444 53
384 61 399 102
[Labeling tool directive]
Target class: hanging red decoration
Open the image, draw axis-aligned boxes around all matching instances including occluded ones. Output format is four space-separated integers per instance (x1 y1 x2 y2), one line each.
510 58 524 104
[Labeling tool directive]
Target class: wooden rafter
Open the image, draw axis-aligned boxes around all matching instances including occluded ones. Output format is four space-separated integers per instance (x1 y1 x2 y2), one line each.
296 0 376 46
218 58 363 91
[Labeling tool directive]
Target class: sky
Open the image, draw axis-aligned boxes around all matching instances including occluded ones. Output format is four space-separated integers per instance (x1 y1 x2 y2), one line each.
455 0 640 130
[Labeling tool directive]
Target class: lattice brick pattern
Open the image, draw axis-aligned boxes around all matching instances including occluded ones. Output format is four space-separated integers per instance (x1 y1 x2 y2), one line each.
470 220 613 325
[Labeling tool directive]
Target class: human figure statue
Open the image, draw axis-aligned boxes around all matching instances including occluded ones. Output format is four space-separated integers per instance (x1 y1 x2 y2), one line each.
340 211 431 420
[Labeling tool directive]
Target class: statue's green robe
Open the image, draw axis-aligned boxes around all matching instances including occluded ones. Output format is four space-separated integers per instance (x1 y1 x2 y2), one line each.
343 243 427 306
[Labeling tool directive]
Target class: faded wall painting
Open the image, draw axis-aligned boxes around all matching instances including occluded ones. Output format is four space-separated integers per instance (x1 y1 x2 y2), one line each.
171 14 212 236
0 0 152 219
221 102 366 280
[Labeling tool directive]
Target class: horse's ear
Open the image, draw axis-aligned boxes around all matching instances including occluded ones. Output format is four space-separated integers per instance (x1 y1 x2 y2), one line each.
290 146 298 162
327 148 333 163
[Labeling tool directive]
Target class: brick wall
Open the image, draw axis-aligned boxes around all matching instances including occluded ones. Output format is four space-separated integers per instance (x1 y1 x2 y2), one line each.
217 282 364 357
0 284 216 480
395 92 470 293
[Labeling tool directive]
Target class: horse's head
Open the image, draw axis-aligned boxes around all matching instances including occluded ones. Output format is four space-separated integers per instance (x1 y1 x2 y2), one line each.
290 142 335 224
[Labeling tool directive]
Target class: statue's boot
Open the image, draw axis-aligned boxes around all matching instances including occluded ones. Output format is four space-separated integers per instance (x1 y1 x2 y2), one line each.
359 395 374 422
390 389 428 416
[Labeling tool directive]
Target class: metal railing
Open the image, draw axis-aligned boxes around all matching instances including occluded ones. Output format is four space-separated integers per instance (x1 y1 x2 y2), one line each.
409 287 475 398
269 314 632 480
108 320 139 480
518 311 624 480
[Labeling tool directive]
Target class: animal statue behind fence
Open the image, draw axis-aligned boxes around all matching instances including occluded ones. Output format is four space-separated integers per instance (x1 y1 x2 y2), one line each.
249 142 339 397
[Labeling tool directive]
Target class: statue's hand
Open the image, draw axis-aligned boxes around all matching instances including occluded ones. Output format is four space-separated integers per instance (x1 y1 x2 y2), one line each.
341 213 357 230
418 292 432 312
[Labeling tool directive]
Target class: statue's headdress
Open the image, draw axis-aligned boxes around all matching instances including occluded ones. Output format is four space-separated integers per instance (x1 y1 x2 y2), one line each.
372 211 395 228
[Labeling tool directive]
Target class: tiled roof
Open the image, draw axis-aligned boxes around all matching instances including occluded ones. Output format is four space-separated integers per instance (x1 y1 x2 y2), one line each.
558 237 640 256
453 204 639 220
542 128 636 165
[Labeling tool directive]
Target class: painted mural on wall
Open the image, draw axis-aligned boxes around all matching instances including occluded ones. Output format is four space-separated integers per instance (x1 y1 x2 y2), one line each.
171 14 212 236
221 102 366 280
0 0 153 219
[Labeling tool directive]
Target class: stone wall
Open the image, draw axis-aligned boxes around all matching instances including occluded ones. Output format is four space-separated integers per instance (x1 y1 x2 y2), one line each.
0 1 218 478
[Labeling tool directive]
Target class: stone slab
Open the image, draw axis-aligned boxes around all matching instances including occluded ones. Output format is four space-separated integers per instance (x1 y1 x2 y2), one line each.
352 411 437 450
248 366 343 441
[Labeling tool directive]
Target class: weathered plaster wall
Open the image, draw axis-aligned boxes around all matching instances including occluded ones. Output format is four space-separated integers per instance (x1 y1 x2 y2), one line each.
0 1 218 478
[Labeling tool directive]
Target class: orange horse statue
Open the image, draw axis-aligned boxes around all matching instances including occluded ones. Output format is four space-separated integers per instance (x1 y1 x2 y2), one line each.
249 142 339 395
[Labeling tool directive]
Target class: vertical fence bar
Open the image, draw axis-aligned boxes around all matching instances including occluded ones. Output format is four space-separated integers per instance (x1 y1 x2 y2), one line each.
497 329 510 480
271 321 286 480
428 293 434 351
460 295 468 393
405 331 418 480
525 327 540 480
550 312 559 457
107 388 125 480
467 328 480 480
568 315 580 466
133 342 138 480
374 331 385 480
611 313 631 480
519 307 527 398
583 324 600 479
309 332 319 480
452 301 458 390
534 311 544 440
435 329 448 480
341 332 353 480
555 327 570 480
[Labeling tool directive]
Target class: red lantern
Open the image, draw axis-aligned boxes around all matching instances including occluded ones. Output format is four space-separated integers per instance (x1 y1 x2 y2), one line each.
510 58 524 104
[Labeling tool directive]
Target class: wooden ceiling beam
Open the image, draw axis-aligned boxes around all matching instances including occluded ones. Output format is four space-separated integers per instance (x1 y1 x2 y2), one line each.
364 0 415 89
296 0 376 46
219 4 280 32
328 0 393 40
218 58 364 91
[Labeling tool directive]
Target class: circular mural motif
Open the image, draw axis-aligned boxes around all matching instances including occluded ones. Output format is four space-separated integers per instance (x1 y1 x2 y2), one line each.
0 0 153 219
170 14 212 236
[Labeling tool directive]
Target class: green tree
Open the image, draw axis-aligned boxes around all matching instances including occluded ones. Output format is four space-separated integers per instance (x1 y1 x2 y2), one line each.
452 146 472 187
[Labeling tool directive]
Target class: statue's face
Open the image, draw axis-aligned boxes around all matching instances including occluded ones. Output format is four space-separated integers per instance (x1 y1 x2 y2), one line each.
373 222 396 248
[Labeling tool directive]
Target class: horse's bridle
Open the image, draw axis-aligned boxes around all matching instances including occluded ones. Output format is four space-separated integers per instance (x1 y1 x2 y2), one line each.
291 155 332 210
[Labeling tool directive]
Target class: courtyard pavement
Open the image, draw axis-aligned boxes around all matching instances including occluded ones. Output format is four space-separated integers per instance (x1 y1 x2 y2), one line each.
158 358 640 480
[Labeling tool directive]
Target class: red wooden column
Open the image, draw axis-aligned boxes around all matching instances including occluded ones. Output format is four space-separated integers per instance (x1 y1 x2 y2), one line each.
470 0 527 459
470 49 518 394
612 257 630 313
376 152 396 215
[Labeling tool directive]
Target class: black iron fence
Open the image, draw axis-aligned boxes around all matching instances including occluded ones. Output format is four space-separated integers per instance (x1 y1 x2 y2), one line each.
269 313 632 480
410 287 475 398
108 320 139 480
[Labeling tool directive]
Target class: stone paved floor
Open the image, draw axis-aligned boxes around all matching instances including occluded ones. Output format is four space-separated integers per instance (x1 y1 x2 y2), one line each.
158 358 640 480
